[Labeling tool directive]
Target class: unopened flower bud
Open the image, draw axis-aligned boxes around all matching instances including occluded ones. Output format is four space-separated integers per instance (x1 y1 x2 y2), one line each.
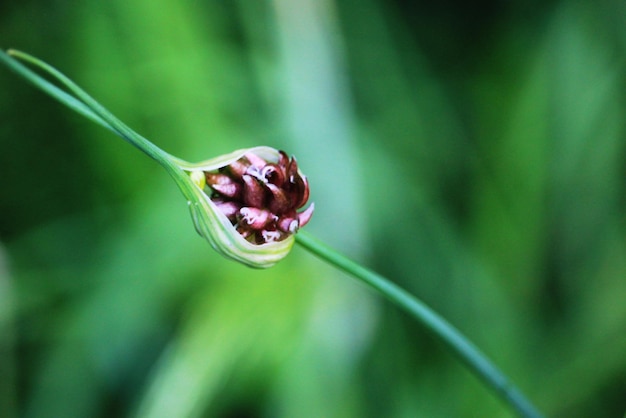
177 146 314 268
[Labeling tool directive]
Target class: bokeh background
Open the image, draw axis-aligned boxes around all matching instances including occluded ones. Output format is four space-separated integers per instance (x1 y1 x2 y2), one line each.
1 0 625 417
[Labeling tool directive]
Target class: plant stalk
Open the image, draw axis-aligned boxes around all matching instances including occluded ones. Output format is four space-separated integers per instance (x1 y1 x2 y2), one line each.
296 231 544 418
0 49 199 203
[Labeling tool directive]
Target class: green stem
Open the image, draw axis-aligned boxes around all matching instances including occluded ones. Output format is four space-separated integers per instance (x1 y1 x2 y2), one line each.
296 231 544 418
0 49 199 203
5 50 167 164
0 50 111 131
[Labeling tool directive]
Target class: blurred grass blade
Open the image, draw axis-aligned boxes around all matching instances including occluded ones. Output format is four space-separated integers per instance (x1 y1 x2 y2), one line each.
0 245 16 418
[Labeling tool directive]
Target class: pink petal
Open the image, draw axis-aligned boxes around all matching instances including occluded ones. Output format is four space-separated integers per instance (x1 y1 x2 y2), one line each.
239 207 272 230
297 203 315 228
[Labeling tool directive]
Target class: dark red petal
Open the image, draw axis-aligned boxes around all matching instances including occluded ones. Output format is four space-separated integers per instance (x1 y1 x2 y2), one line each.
284 157 310 208
283 172 308 210
242 174 265 208
277 151 289 179
266 183 290 214
261 163 285 186
287 156 299 184
295 174 310 209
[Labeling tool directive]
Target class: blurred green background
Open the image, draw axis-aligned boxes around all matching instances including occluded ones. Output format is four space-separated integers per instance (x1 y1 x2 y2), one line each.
1 0 625 417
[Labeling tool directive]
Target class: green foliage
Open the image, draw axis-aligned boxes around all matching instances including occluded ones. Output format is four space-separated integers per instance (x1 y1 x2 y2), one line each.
1 0 625 417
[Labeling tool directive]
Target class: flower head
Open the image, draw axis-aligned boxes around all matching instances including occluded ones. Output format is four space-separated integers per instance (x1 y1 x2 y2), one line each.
178 146 314 268
0 51 313 269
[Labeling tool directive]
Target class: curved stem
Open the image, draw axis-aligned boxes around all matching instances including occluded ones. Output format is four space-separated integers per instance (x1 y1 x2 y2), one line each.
0 50 111 131
0 49 199 203
296 231 544 418
5 50 168 164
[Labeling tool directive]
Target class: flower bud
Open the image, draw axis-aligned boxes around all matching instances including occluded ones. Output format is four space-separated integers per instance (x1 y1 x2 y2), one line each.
177 146 314 268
